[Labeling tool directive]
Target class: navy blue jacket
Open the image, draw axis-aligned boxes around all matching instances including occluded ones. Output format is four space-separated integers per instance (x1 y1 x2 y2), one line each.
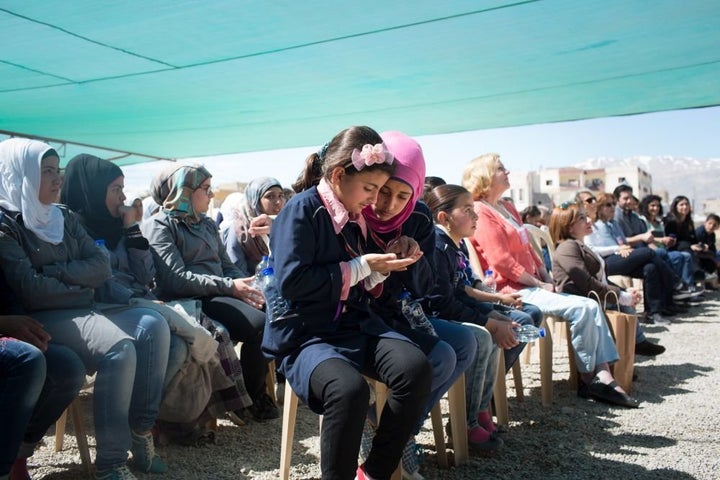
261 186 406 412
428 227 493 325
368 201 439 354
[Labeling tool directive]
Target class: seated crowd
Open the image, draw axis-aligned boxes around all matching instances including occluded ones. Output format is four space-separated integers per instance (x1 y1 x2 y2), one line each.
1 132 716 480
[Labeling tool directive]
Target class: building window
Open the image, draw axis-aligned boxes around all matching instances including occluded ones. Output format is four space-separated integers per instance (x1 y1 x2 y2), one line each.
545 180 553 186
617 177 626 183
518 188 524 201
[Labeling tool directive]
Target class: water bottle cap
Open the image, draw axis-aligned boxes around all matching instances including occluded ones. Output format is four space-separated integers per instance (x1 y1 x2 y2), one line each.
261 267 274 276
95 239 106 247
485 269 493 276
261 255 269 261
398 290 411 300
538 327 546 338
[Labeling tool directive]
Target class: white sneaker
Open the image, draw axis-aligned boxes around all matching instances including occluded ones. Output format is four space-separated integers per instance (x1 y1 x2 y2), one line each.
650 313 671 326
689 284 705 296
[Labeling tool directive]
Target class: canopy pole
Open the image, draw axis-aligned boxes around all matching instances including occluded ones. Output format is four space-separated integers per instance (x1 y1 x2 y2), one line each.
0 129 175 162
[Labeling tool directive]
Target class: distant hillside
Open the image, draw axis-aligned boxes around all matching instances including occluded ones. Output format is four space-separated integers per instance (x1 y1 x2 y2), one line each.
574 156 720 205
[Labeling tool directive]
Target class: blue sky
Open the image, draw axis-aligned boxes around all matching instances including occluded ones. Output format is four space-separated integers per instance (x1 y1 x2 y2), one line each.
123 106 720 198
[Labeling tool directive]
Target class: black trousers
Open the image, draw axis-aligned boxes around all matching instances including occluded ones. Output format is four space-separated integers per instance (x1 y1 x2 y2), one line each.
604 247 675 314
202 296 269 400
309 338 431 480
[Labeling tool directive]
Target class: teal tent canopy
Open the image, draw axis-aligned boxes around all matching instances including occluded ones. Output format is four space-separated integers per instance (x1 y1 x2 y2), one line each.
2 0 719 165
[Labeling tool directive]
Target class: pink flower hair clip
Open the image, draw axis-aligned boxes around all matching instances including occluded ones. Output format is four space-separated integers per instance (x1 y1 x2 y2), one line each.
350 143 394 171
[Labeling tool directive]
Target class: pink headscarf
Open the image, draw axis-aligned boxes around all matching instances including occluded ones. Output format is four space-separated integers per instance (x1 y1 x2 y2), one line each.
362 131 426 233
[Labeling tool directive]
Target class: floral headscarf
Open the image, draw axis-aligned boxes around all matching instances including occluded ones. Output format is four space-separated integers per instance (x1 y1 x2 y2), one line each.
362 131 426 233
0 138 64 244
151 164 212 223
61 154 125 249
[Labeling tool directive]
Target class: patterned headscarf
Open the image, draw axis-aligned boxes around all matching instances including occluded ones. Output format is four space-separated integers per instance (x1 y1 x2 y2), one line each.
0 138 64 244
61 154 125 249
362 131 426 233
151 164 212 223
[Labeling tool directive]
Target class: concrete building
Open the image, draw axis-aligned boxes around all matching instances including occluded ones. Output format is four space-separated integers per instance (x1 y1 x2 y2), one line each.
700 198 720 217
507 164 652 211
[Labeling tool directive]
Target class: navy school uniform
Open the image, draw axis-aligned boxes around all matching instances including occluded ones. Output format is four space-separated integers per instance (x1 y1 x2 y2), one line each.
367 201 439 355
261 186 411 413
429 227 542 350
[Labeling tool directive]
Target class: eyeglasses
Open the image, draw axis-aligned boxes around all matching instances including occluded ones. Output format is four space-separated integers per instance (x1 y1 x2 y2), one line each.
196 185 213 195
603 202 616 207
583 197 596 204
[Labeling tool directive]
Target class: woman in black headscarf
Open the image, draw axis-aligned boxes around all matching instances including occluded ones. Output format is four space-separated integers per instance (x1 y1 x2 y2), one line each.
61 155 258 436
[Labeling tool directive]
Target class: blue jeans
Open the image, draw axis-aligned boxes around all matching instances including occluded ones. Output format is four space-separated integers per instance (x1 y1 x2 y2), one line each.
519 288 618 373
502 303 544 372
418 319 477 433
1 340 84 475
94 308 170 470
664 249 694 286
457 324 499 428
109 308 170 432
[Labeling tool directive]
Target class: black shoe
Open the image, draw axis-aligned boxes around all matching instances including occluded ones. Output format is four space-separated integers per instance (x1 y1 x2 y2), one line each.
663 304 688 315
248 393 279 421
586 378 640 408
635 340 666 356
686 294 705 304
227 409 249 426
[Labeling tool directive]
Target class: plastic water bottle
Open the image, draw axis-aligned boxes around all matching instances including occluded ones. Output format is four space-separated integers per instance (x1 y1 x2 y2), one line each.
258 267 289 322
513 324 546 342
399 290 437 336
483 270 497 293
253 255 270 288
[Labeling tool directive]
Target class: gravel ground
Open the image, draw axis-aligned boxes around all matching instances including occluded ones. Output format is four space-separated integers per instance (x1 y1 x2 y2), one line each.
25 290 720 480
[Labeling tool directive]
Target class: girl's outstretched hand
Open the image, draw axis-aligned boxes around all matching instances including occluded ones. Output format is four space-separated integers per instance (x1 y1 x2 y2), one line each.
364 253 421 273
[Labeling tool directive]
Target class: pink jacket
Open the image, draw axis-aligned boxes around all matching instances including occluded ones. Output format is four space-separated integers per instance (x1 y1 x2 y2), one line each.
468 200 543 293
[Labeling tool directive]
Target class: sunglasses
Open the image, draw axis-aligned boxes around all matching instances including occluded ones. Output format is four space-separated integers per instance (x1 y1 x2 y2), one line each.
603 202 616 207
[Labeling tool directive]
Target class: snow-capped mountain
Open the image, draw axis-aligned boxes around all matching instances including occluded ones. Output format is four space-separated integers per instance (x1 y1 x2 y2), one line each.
574 156 720 204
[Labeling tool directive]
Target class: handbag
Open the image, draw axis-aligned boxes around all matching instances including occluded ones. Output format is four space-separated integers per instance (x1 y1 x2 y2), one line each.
588 290 637 393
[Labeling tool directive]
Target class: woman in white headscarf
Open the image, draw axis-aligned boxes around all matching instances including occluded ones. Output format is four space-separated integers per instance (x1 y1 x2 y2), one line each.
0 138 171 479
